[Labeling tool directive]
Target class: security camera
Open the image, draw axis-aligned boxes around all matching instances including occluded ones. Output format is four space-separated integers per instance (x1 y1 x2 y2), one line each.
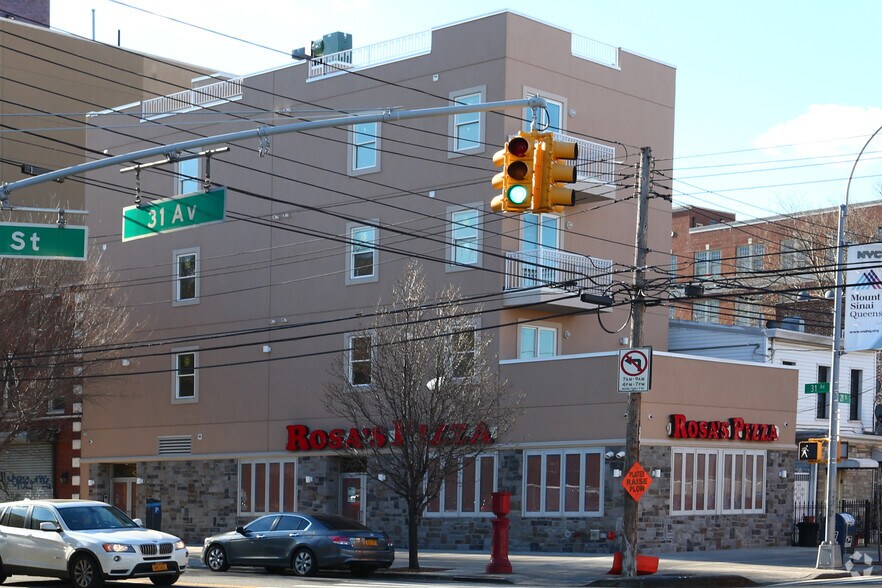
604 451 615 459
615 451 626 459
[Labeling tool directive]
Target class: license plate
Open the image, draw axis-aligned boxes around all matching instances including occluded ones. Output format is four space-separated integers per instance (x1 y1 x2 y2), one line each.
151 563 168 572
364 538 378 547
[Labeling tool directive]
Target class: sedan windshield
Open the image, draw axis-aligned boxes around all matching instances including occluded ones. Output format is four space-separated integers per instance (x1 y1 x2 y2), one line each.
59 505 140 531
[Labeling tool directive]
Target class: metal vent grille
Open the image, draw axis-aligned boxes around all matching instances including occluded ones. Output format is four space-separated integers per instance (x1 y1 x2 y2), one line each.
157 435 192 455
139 543 174 555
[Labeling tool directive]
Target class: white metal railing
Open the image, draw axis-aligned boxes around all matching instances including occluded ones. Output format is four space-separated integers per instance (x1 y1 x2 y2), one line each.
307 31 432 80
505 248 612 295
555 133 617 186
571 33 619 69
141 78 244 119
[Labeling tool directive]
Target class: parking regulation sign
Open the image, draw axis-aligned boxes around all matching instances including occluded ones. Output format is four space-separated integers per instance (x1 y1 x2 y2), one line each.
618 347 652 393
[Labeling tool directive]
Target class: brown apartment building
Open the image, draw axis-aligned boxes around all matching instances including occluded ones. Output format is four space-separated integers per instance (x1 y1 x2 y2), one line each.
77 12 799 553
0 2 206 503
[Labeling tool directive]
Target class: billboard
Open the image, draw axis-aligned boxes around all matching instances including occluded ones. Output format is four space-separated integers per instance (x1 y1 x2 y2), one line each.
844 242 882 351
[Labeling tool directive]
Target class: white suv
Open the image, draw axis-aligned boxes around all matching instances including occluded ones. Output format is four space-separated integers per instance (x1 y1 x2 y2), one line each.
0 499 188 587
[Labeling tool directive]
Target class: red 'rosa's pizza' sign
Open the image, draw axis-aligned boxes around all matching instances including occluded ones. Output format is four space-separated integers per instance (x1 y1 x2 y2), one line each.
668 413 779 442
285 420 494 452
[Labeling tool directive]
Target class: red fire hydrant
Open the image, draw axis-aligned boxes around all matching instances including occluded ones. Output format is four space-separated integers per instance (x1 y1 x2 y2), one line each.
486 490 513 574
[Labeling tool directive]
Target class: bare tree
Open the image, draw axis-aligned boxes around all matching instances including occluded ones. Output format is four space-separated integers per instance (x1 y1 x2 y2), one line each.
324 261 521 569
0 248 131 461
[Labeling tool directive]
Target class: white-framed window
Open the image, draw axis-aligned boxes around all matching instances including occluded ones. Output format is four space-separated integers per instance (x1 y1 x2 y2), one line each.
449 208 480 268
347 225 378 283
519 325 558 359
733 299 762 327
173 247 199 305
451 328 476 379
524 89 565 133
735 244 765 274
449 88 484 155
176 155 200 195
348 333 372 386
426 453 497 516
523 449 603 516
693 249 721 277
350 121 379 173
239 459 297 516
692 299 720 323
172 348 198 403
671 447 765 515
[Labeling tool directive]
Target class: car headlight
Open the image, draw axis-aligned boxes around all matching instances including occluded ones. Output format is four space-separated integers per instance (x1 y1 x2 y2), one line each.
175 540 186 550
102 543 135 553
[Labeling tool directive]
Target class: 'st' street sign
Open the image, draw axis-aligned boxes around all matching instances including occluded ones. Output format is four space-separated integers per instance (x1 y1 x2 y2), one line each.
0 222 87 260
122 187 226 242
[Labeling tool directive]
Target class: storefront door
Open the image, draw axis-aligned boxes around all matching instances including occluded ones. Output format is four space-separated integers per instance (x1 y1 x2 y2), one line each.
111 478 136 518
341 473 365 524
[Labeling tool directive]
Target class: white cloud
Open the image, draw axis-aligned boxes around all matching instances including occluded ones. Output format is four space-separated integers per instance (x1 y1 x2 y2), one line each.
755 104 882 159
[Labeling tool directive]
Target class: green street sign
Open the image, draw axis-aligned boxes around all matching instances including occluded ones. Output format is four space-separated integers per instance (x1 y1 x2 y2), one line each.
839 393 851 403
122 187 226 242
0 222 87 260
804 382 831 395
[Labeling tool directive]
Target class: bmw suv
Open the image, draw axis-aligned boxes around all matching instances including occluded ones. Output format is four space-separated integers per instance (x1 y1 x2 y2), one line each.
0 498 188 587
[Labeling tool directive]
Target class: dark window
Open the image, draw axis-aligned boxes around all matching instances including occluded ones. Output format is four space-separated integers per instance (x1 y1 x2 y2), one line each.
5 506 28 528
245 515 278 533
850 369 862 420
312 513 369 530
276 515 308 531
817 365 829 419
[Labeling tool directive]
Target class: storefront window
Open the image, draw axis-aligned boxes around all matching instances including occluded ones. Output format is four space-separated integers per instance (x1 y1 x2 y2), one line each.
673 448 764 515
239 459 297 516
523 449 603 516
425 454 496 517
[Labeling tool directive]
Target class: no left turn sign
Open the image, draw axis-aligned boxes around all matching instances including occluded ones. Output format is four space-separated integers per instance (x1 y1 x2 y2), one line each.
618 347 652 393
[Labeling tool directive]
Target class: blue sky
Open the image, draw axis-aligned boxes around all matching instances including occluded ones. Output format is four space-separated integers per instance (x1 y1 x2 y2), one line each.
50 1 882 221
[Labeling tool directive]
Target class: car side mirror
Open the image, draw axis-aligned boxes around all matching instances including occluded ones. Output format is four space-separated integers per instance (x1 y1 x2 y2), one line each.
236 526 247 535
133 518 144 527
39 521 61 533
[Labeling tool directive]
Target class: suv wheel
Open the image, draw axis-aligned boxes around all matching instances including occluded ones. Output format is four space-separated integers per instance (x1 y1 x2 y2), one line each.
69 553 104 588
149 573 181 586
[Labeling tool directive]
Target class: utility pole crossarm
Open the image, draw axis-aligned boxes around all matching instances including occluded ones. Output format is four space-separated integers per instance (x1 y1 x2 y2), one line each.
0 97 547 204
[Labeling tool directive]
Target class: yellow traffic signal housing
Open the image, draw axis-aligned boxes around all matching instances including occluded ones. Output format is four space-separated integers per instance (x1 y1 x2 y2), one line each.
491 131 535 213
798 440 822 463
532 133 579 213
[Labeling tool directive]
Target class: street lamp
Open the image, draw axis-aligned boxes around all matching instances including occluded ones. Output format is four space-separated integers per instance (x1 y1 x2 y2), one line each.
816 123 882 570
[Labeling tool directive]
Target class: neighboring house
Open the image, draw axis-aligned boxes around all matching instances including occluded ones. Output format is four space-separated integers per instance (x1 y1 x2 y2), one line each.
78 11 801 554
0 2 207 502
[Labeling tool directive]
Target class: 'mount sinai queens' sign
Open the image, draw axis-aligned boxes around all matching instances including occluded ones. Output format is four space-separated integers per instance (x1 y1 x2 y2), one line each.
845 242 882 351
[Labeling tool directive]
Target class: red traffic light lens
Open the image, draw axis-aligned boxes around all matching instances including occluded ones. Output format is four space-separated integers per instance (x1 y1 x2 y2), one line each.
508 136 530 157
508 161 529 181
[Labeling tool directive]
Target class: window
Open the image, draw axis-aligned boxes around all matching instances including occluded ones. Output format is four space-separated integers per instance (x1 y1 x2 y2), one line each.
348 225 377 282
349 334 372 386
449 88 484 154
850 369 862 420
733 299 762 327
519 325 557 359
176 156 200 195
426 454 496 516
523 449 602 516
693 249 721 277
173 350 198 402
30 506 57 530
351 121 378 172
817 365 829 419
239 459 297 516
451 329 476 379
450 209 480 267
173 248 199 305
692 299 720 323
672 448 765 515
521 213 560 287
780 239 811 275
735 244 765 274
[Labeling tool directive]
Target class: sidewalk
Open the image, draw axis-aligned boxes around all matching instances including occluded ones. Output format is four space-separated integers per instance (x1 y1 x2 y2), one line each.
188 544 881 586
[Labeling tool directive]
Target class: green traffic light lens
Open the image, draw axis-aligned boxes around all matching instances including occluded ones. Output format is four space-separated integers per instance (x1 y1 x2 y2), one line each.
507 184 529 205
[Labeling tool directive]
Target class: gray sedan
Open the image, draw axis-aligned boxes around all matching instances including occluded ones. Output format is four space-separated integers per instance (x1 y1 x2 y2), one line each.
202 513 394 577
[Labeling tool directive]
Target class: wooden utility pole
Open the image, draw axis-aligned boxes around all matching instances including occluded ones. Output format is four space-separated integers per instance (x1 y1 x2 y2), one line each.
622 146 651 577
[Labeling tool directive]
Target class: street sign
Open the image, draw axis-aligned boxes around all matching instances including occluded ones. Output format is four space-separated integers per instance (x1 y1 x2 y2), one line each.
122 187 226 242
839 393 851 404
621 462 652 501
804 382 830 395
617 347 652 393
0 222 87 260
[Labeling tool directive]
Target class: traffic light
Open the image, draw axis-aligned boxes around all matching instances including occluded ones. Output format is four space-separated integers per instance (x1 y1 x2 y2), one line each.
532 133 578 214
798 440 822 463
491 131 535 212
